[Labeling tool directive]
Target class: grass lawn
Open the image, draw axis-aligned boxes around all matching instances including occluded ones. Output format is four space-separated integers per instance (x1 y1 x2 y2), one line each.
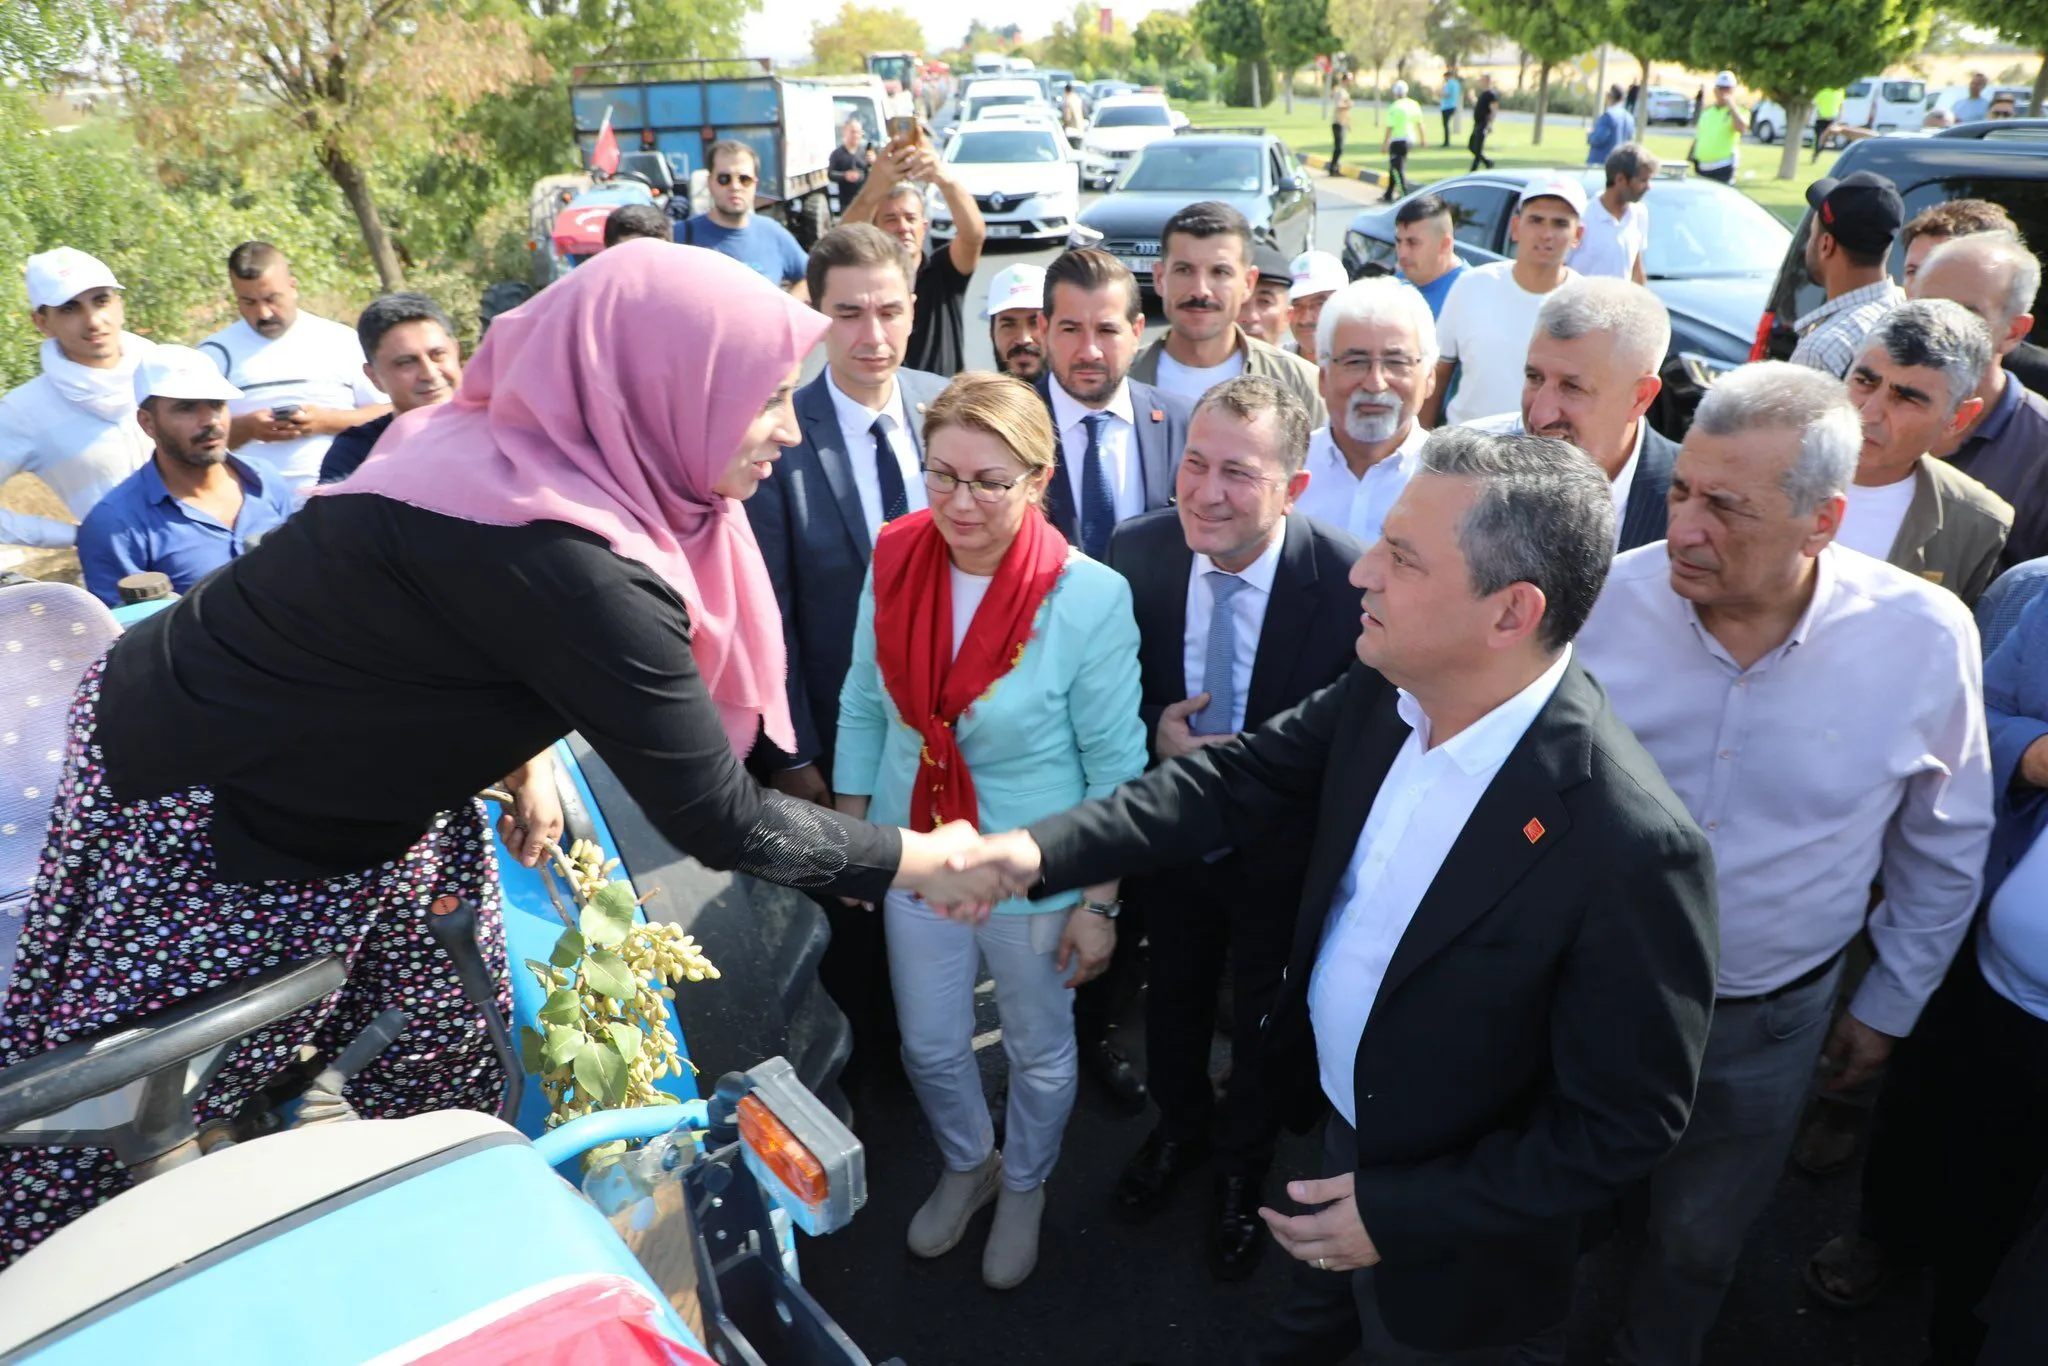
1174 96 1839 226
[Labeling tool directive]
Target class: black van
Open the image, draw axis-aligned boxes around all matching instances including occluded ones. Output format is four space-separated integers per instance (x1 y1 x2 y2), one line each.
1756 121 2048 362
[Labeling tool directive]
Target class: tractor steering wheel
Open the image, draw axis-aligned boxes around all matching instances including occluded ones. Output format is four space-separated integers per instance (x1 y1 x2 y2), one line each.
0 956 346 1172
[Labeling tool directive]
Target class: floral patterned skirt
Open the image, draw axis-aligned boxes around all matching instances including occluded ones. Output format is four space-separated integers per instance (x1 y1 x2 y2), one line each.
0 656 511 1266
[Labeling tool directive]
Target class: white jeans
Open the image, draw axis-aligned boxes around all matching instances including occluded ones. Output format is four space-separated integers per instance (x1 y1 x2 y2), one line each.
884 891 1078 1191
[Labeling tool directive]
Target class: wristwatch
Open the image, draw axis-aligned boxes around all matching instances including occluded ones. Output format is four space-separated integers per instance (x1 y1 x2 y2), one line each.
1079 898 1121 920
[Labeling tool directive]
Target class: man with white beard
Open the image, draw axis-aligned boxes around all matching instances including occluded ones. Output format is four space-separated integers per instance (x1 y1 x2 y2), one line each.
1289 276 1436 545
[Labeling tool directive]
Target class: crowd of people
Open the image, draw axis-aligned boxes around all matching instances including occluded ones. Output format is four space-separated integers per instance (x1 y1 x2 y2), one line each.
3 118 2048 1366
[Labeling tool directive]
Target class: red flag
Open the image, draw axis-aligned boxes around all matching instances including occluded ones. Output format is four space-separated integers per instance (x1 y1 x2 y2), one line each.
592 106 620 177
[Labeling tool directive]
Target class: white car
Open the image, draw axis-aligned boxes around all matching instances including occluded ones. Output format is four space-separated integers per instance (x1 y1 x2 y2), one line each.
1755 77 1929 144
961 78 1050 127
1643 87 1694 125
1077 94 1183 190
931 121 1080 245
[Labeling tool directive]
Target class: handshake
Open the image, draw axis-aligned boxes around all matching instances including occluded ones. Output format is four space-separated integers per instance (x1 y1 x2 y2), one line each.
895 822 1046 923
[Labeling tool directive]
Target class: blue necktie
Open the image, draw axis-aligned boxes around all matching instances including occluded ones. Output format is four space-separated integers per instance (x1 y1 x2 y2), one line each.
870 415 910 525
1193 572 1248 735
1080 412 1114 560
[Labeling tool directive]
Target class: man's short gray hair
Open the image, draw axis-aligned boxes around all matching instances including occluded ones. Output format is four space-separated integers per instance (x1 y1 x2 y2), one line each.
1921 229 2043 331
1315 275 1439 373
1534 277 1671 379
1191 374 1313 475
1418 427 1615 651
1691 361 1861 514
1859 297 1995 412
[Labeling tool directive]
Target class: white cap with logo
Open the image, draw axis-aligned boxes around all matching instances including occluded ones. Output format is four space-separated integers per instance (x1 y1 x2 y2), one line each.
25 247 122 310
1714 71 1737 90
1287 250 1348 302
982 263 1048 319
1517 175 1589 217
133 345 245 406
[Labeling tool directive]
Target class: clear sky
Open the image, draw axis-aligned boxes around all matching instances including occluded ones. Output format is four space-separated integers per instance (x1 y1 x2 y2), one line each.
743 0 1191 65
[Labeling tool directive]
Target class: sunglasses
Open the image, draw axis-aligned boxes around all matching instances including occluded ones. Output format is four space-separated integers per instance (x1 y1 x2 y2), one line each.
715 171 758 187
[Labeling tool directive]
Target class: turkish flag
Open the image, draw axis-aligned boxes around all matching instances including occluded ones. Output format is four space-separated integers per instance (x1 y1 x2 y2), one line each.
592 106 621 177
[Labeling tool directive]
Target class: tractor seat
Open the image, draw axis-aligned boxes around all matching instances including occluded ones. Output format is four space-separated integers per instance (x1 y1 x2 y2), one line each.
0 578 120 1010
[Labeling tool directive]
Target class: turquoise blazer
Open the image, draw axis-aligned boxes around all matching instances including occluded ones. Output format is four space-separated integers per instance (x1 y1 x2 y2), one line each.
835 549 1148 916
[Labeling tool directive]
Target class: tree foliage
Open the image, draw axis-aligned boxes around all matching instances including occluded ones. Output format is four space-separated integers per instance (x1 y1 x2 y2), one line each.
1469 0 1594 141
1193 0 1274 106
1265 0 1336 110
1044 2 1136 80
1423 0 1488 66
809 2 925 76
0 0 106 85
1134 10 1200 70
1950 0 2048 115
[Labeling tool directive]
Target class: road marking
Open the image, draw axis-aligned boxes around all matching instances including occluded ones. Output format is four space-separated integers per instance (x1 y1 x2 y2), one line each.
973 1028 1003 1051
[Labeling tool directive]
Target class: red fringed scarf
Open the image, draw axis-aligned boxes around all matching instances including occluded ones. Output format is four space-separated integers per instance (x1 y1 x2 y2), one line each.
872 507 1069 832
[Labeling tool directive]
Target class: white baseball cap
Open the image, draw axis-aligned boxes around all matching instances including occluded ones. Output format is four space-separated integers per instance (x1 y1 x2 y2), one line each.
133 345 244 405
25 247 122 310
1287 250 1348 302
1714 71 1737 90
982 263 1047 319
1518 175 1589 216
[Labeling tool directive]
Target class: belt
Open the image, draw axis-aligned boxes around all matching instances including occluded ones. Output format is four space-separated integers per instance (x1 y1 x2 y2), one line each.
1716 951 1844 1006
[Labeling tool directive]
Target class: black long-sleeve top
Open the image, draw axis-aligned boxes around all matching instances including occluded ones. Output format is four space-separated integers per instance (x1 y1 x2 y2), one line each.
95 493 901 895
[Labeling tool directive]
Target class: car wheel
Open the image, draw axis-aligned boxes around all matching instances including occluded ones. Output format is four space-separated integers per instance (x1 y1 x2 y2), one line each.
1755 119 1775 144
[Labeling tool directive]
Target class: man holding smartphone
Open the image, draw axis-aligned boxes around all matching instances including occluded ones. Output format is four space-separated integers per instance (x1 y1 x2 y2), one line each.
838 118 986 377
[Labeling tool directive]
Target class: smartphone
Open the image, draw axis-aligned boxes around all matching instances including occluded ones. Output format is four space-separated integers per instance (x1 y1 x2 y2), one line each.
888 115 920 145
270 402 303 421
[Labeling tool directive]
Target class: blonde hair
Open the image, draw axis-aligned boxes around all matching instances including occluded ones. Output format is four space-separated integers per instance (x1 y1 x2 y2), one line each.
921 372 1057 498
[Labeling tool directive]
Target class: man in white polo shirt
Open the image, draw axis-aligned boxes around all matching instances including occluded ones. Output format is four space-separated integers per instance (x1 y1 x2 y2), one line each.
0 248 157 549
1424 176 1584 428
196 240 390 494
1573 144 1657 284
1292 276 1435 546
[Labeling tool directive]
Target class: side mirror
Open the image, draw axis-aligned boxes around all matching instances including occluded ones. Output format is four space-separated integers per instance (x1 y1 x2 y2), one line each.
1170 110 1190 129
1279 175 1306 193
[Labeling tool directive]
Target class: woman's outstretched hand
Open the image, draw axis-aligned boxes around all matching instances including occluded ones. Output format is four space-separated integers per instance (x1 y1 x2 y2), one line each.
894 825 1044 924
498 752 565 868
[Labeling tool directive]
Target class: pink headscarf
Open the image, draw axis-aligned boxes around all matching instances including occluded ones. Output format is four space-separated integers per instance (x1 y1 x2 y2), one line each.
321 239 827 757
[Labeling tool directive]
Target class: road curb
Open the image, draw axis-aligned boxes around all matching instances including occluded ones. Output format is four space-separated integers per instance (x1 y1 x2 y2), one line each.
1319 158 1394 194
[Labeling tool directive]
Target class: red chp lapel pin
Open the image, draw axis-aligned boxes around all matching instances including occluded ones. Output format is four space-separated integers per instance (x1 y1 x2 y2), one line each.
1522 818 1545 845
1150 409 1164 423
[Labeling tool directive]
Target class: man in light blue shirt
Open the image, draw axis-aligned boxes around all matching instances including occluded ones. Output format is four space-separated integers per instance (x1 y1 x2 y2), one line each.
675 140 809 300
1438 66 1462 145
1953 72 1992 124
1588 84 1636 165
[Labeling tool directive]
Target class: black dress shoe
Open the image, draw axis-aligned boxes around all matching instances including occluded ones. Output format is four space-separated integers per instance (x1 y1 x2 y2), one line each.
1082 1038 1149 1116
1208 1175 1266 1281
1113 1129 1209 1221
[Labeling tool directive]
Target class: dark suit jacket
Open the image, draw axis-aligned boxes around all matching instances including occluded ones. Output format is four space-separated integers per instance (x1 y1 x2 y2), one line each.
1030 374 1192 545
745 366 951 775
1026 661 1718 1352
1619 422 1678 553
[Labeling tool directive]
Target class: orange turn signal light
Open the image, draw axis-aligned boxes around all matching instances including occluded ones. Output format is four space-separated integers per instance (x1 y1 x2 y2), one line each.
738 1093 828 1207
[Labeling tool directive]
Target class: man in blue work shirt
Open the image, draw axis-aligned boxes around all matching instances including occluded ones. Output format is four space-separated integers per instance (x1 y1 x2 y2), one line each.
76 345 295 605
1393 193 1466 317
1439 65 1462 146
1588 84 1636 165
676 140 810 301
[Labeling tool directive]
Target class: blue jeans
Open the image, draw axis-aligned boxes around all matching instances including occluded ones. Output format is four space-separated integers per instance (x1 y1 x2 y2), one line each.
1614 958 1846 1366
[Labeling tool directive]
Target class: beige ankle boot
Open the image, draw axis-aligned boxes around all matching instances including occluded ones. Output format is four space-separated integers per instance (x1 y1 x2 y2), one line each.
981 1182 1046 1290
907 1149 1002 1258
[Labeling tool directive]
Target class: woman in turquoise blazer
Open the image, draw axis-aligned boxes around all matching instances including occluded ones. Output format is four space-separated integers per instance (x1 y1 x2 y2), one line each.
833 374 1145 1291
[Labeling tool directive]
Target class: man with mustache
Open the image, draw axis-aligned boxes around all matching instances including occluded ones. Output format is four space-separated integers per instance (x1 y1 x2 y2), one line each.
318 294 466 485
985 264 1048 381
1465 277 1679 552
75 346 297 606
1291 277 1436 547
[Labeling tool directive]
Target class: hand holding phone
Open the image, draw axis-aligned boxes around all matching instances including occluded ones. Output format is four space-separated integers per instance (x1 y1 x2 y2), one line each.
888 115 921 146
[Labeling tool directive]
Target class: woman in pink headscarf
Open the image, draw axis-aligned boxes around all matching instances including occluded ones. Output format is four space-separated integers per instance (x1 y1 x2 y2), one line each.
0 241 982 1263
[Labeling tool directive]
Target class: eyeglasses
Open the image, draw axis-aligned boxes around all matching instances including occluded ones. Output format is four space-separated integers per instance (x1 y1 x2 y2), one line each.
1330 352 1421 379
715 171 758 187
922 465 1022 504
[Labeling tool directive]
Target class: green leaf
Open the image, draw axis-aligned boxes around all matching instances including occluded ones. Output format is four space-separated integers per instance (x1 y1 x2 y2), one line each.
518 1025 543 1076
523 958 556 990
538 987 581 1026
579 882 639 949
605 1020 643 1062
574 1038 629 1106
549 927 586 969
542 1023 587 1070
583 947 636 1000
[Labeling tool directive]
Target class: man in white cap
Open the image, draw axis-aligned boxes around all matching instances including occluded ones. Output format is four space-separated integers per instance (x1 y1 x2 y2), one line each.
0 247 157 549
1286 250 1349 364
196 241 390 495
1693 71 1749 184
984 263 1049 382
1424 176 1585 428
74 346 296 606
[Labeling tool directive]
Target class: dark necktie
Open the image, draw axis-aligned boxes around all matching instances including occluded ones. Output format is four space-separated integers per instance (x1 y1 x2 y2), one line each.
870 414 910 525
1080 412 1114 560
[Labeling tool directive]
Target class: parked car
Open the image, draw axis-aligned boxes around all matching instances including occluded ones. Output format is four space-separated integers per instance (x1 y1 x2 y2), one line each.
1756 75 1929 145
1077 129 1316 300
930 119 1081 245
960 77 1050 127
1926 84 2036 122
1341 166 1791 436
1077 93 1180 190
1755 121 2048 364
1643 87 1694 125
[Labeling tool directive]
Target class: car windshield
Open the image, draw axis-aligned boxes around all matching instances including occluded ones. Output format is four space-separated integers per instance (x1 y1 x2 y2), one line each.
950 130 1064 163
970 94 1036 115
1644 185 1791 278
1121 144 1261 193
1096 104 1170 128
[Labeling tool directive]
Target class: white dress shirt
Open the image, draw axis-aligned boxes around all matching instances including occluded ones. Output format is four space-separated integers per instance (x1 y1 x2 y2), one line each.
1309 646 1573 1125
1293 424 1427 546
1465 411 1643 548
1576 544 1993 1035
1049 377 1145 524
1181 523 1287 733
825 369 927 543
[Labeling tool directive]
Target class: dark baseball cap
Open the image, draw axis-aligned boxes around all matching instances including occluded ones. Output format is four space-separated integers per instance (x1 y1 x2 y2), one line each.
1252 239 1293 288
1806 171 1905 254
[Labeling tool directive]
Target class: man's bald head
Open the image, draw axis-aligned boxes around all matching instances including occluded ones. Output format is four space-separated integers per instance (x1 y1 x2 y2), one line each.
1912 230 2041 357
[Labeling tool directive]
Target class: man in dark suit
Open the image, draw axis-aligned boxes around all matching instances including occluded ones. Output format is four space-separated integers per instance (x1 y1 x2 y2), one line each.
745 224 949 1080
1104 376 1367 1281
1466 275 1677 553
947 428 1719 1363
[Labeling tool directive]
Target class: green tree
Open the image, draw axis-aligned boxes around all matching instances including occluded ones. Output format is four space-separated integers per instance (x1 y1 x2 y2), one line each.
809 3 926 75
1194 0 1271 106
1423 0 1488 66
1331 0 1426 115
1586 0 1686 128
1686 0 1933 178
1951 0 2048 115
1135 10 1199 70
1266 0 1335 112
1044 2 1136 79
1 0 105 84
1472 0 1594 142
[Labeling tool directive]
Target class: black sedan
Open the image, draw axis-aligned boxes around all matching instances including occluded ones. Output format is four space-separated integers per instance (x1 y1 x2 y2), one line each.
1077 130 1317 300
1341 167 1792 436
